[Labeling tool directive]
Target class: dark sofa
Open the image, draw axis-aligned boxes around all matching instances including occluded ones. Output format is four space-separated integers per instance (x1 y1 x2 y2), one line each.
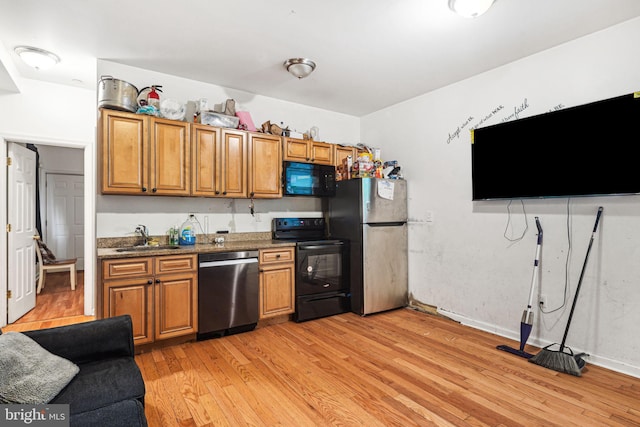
6 315 147 427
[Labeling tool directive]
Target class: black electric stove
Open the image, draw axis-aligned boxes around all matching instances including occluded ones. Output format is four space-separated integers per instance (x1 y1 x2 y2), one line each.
272 218 350 322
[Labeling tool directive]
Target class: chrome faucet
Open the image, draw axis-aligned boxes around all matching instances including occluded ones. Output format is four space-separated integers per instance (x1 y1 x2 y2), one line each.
135 224 150 246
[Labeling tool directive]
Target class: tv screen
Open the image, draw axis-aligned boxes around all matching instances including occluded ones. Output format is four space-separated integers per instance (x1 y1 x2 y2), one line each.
471 92 640 200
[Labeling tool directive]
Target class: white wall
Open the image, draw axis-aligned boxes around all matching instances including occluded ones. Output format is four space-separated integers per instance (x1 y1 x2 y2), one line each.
0 76 96 321
361 17 640 376
98 60 359 144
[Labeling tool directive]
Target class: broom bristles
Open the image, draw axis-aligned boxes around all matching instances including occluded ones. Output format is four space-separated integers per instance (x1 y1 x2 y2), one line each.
529 347 583 376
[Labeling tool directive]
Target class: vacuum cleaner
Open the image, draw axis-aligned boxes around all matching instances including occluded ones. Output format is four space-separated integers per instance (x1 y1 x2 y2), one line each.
497 216 543 359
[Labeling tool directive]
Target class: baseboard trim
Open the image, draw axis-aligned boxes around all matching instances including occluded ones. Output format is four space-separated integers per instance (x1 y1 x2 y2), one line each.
437 308 640 379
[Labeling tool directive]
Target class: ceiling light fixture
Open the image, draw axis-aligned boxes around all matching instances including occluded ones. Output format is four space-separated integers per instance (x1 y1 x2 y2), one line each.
448 0 495 18
284 58 316 79
14 45 60 70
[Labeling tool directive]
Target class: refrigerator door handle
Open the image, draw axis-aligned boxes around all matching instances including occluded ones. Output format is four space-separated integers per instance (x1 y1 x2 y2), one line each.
365 201 371 212
298 243 345 250
366 222 406 227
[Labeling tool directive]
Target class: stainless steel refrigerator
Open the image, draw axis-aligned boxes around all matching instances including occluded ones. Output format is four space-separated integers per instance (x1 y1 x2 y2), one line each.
328 178 408 315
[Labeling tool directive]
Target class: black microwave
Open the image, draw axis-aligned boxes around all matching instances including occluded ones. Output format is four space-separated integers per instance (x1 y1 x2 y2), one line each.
283 161 336 197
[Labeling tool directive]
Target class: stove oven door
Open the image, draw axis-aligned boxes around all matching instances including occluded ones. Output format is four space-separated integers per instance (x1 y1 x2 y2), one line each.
296 240 347 296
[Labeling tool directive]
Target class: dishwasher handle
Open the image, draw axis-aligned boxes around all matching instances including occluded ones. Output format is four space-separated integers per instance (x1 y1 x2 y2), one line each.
199 258 258 268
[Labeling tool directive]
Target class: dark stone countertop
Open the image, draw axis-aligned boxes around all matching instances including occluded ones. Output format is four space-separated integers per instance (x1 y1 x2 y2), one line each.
97 232 295 260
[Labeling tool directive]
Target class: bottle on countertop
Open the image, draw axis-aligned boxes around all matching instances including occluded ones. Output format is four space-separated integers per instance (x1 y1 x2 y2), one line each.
168 225 179 245
179 215 197 246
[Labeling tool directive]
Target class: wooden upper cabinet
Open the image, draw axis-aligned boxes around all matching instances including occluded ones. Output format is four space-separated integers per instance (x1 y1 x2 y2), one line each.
220 130 247 198
283 137 333 165
100 109 190 196
149 118 190 195
283 137 310 162
100 109 147 194
249 133 282 198
310 141 333 165
191 124 221 196
334 145 357 167
191 125 247 198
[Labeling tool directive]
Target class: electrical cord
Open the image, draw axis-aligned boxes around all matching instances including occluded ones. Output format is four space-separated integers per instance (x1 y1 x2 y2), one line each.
503 199 528 242
540 198 571 314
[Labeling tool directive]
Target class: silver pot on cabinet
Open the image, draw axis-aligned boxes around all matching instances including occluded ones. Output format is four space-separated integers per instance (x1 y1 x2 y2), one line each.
97 75 139 112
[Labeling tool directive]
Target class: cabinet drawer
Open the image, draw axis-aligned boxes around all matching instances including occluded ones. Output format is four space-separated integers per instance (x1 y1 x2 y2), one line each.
103 257 153 279
155 254 197 274
259 247 295 265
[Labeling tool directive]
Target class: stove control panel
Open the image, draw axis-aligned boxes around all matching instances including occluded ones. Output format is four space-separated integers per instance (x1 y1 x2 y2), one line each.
272 217 326 240
273 217 325 231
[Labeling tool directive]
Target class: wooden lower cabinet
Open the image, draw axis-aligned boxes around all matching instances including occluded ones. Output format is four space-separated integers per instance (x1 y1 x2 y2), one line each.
259 248 295 318
105 277 154 344
102 254 197 346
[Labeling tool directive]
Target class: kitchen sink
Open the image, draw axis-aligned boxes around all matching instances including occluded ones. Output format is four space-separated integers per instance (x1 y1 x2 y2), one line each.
115 245 181 252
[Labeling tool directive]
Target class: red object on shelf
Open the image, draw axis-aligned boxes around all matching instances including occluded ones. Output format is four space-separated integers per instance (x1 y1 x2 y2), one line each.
147 86 160 108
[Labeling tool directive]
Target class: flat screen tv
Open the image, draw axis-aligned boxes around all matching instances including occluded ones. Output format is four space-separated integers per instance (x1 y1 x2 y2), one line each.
471 91 640 200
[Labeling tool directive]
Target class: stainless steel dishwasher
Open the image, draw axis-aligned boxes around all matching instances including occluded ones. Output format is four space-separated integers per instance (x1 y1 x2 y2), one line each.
197 251 259 340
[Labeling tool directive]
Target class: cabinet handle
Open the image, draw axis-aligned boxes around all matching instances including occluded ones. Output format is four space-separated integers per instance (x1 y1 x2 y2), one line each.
222 191 227 195
276 254 281 258
152 188 157 193
147 279 153 285
250 192 255 197
142 187 147 192
155 279 161 284
215 190 220 195
306 157 310 161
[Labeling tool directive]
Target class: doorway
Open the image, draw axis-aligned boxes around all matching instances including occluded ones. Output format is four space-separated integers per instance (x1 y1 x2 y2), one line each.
8 143 93 323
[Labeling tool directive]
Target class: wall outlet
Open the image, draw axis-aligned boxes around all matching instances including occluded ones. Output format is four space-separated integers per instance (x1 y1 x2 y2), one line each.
538 295 547 308
426 211 434 222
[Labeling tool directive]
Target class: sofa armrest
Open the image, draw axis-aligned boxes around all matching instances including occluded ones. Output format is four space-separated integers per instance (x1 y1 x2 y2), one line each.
23 315 135 364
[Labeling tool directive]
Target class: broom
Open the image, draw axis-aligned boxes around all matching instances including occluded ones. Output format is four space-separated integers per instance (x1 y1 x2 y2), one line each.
497 216 543 358
529 206 603 376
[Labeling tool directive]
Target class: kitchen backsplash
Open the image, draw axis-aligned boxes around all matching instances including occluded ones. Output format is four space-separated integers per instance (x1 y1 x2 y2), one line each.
96 212 322 238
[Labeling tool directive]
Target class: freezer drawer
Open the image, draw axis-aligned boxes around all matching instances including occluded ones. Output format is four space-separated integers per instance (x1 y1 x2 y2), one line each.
362 223 408 314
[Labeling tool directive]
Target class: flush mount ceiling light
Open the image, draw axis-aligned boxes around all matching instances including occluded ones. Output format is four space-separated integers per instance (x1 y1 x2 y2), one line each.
448 0 495 18
284 58 316 79
14 45 60 70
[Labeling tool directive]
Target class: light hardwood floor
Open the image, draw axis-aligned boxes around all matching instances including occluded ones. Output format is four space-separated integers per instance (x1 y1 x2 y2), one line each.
136 308 640 426
2 271 93 333
15 270 84 323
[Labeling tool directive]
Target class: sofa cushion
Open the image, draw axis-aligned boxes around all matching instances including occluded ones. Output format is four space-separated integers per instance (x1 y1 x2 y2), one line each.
71 399 148 427
0 332 79 404
51 357 145 415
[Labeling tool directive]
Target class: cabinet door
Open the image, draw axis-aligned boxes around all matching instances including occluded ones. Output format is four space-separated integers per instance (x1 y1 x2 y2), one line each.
191 124 221 196
334 145 356 167
259 263 295 318
283 137 310 162
310 141 334 165
249 133 282 198
220 130 247 197
154 272 198 340
149 118 190 195
104 278 154 345
100 110 147 194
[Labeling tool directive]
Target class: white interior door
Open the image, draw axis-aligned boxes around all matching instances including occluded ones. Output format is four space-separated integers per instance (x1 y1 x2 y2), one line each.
7 142 36 323
46 173 85 269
